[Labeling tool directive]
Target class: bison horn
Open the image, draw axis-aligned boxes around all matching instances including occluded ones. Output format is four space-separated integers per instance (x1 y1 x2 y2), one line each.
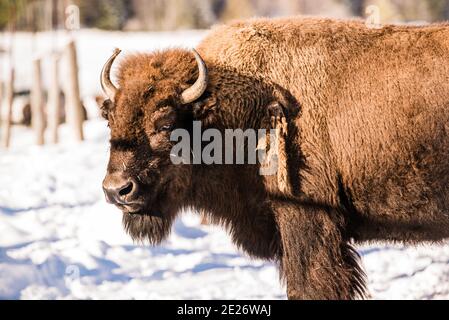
100 48 121 102
180 49 208 104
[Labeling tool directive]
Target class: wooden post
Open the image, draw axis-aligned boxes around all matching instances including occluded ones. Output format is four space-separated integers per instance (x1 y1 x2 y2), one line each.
1 68 14 148
0 80 2 120
1 0 16 148
31 58 45 146
65 40 84 141
47 53 61 143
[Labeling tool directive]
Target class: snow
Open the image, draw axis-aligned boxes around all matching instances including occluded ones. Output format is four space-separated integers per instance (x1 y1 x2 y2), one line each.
1 30 449 300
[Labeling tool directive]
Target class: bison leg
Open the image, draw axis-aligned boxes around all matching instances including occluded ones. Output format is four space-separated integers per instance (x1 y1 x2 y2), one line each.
274 200 366 300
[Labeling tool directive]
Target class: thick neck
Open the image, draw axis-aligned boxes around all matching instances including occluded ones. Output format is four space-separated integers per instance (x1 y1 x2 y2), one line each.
204 64 276 130
187 163 280 259
188 164 265 217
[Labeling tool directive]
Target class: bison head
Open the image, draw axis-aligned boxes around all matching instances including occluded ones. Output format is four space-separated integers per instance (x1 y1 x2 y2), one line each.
100 48 208 244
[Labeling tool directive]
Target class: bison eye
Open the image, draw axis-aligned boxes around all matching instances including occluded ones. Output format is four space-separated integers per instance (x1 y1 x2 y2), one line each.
158 124 174 132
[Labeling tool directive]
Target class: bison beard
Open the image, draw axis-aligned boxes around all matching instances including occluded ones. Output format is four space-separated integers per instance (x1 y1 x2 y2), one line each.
122 213 174 245
121 171 190 244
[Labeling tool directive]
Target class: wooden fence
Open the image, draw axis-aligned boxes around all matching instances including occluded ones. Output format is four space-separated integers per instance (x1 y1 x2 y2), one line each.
0 40 85 149
0 1 85 149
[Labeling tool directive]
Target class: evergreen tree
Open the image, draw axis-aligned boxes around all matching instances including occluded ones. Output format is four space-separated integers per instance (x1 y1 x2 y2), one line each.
74 0 130 30
426 0 449 21
342 0 366 16
0 0 27 30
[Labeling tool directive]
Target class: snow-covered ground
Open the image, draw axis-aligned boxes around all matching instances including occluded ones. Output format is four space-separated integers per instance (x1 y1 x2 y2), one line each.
0 30 449 300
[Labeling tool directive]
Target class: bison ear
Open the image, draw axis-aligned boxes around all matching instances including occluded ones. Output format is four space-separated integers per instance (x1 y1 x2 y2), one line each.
264 100 293 196
189 95 217 122
100 98 114 120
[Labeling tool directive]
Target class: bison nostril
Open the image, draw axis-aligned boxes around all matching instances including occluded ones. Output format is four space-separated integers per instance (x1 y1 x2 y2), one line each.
119 182 134 197
103 174 139 205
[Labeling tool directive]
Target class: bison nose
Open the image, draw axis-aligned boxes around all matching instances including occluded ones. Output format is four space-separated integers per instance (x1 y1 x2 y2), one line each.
102 173 138 205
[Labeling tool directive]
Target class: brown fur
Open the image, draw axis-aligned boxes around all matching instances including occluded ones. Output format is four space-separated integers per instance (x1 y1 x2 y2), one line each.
102 17 449 299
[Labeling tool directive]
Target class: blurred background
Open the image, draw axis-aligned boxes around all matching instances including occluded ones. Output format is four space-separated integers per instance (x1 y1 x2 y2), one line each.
2 0 449 32
0 0 449 300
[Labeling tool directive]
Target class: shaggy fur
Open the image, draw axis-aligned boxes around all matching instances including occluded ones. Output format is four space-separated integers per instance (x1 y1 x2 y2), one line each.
102 17 449 299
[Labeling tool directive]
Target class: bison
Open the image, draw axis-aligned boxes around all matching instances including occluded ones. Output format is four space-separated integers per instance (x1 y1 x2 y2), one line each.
100 17 449 299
